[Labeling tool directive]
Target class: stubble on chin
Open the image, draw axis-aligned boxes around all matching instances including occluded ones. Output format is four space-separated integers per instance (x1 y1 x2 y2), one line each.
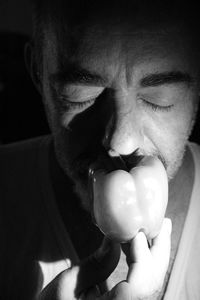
53 127 191 215
53 138 93 212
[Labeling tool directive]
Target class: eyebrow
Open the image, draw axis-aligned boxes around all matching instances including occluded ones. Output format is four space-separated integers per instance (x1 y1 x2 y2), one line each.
140 71 194 88
50 67 194 90
49 66 107 87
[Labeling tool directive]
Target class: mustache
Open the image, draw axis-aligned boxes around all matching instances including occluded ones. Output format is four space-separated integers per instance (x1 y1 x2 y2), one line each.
110 148 145 171
72 146 167 180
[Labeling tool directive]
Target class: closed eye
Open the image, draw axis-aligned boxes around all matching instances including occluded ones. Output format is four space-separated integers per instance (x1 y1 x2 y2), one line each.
140 98 174 112
58 95 96 112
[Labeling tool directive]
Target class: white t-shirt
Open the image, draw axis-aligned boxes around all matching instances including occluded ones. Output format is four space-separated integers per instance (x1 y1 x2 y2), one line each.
0 136 199 299
164 142 200 299
39 141 200 299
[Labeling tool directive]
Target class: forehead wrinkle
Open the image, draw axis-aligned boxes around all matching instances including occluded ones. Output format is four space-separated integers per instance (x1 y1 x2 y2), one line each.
45 17 199 91
51 10 172 54
55 28 124 85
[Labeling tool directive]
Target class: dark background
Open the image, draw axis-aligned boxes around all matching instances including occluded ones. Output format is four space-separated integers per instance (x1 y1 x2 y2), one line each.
0 0 50 144
0 1 199 145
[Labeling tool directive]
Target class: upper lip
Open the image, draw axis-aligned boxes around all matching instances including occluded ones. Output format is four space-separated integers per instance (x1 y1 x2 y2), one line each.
75 147 146 180
109 152 145 171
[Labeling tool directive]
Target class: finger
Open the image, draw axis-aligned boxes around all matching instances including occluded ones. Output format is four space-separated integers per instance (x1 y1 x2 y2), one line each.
40 238 120 300
151 218 172 276
120 221 172 299
126 232 158 298
126 231 152 285
99 281 132 300
38 266 80 300
129 231 151 264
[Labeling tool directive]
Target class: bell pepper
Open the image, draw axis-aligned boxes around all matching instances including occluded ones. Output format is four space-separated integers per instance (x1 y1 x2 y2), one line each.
91 156 168 242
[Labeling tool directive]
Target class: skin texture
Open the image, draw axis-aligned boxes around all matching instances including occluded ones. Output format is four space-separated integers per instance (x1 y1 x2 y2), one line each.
40 16 199 211
39 221 172 300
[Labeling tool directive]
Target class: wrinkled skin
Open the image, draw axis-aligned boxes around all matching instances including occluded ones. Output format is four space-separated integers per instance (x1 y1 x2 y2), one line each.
39 12 200 211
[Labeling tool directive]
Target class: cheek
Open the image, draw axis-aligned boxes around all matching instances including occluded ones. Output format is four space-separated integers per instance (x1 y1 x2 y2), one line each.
43 92 108 169
146 97 197 178
167 92 198 144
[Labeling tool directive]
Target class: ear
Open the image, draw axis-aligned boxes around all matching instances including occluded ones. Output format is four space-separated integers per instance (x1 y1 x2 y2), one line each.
24 42 42 95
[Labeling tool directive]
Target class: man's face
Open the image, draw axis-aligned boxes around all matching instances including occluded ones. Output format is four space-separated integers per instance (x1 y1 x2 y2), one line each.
40 11 199 211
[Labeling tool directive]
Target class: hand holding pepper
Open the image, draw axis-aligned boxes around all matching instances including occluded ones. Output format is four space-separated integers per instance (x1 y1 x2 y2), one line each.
39 219 172 300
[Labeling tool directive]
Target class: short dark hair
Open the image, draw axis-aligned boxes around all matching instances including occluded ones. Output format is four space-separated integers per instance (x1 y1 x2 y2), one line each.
31 0 48 68
31 0 200 71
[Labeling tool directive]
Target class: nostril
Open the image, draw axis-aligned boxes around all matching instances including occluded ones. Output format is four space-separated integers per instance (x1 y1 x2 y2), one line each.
102 109 143 156
108 149 129 171
105 148 145 171
121 150 145 170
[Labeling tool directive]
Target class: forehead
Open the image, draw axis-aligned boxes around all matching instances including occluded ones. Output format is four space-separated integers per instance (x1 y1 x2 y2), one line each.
43 3 198 80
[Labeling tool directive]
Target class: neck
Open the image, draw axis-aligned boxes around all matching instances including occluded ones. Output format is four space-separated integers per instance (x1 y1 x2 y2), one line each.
160 144 194 296
167 144 194 220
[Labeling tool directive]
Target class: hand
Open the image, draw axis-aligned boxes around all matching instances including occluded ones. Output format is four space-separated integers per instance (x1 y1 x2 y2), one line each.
38 218 172 300
38 238 121 300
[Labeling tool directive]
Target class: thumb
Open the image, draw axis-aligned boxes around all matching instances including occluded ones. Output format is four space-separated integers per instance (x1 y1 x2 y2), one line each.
39 238 120 300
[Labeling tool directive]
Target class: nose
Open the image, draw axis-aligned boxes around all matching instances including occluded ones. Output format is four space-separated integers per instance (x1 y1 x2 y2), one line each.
102 104 143 156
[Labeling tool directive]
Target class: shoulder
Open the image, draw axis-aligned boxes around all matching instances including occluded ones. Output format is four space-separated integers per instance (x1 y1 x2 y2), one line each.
0 134 52 157
0 134 53 191
0 134 53 223
0 134 52 167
